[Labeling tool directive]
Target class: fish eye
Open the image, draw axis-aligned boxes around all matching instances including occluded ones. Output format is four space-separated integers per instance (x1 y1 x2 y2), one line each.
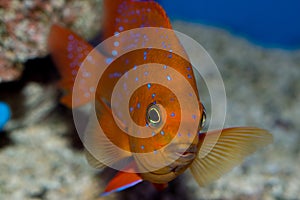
146 104 162 128
200 105 207 129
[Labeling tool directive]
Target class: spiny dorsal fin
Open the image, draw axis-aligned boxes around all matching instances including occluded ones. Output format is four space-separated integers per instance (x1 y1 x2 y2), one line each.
102 0 172 39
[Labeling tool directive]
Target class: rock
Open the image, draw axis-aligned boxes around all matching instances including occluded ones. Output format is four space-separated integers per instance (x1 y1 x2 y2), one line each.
0 17 299 200
173 21 300 200
0 0 103 82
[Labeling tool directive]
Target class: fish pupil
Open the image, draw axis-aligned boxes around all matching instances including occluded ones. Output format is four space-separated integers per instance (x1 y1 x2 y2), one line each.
149 108 159 122
146 104 161 127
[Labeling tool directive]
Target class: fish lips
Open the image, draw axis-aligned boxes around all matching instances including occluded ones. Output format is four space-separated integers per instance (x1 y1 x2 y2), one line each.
165 143 198 164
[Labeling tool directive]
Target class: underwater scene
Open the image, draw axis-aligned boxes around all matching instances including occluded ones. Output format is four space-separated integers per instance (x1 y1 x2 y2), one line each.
0 0 299 199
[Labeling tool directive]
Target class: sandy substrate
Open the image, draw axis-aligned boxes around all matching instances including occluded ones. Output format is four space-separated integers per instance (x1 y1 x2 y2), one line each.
0 20 299 200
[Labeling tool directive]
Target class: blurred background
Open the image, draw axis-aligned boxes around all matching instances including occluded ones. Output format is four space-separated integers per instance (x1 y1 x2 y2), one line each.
0 0 299 199
159 0 300 49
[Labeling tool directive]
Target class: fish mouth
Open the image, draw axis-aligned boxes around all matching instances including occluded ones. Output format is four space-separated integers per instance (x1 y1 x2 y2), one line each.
175 151 195 158
165 143 198 164
175 146 197 161
168 145 198 174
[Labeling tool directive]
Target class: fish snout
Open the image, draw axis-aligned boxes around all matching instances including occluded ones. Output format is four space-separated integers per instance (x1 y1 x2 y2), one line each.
165 143 198 165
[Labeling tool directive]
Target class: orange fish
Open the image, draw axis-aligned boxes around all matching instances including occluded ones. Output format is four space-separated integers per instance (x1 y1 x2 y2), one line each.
48 0 273 196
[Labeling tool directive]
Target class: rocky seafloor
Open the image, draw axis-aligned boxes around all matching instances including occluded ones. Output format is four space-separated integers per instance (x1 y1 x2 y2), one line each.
0 15 300 200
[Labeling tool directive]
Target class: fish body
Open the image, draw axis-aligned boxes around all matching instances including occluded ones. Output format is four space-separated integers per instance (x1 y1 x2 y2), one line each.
48 0 273 196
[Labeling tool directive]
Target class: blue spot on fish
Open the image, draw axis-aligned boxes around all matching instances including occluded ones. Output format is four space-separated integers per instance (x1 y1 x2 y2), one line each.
160 131 165 136
192 114 196 120
112 50 118 56
170 112 175 117
141 145 145 149
167 75 172 81
106 57 113 64
114 41 119 47
114 31 120 37
187 74 192 79
109 72 122 78
130 107 134 112
137 102 141 109
68 35 74 40
147 83 151 89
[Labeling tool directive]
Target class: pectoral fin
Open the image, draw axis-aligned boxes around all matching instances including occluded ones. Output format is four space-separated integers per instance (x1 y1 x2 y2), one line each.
84 148 106 169
190 127 273 186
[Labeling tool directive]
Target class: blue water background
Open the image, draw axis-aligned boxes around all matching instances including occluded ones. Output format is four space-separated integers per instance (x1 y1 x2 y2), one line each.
158 0 300 50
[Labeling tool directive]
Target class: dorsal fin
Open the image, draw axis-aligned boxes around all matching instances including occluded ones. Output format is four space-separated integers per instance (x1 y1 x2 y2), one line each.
102 0 172 39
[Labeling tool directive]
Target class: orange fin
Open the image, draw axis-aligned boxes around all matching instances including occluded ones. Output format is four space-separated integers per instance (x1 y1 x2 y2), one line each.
48 24 104 108
152 183 168 191
83 99 131 169
102 162 142 196
102 0 172 39
84 148 106 170
190 127 273 186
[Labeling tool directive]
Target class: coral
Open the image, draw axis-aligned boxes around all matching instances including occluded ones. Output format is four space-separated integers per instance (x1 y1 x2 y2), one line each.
0 0 103 82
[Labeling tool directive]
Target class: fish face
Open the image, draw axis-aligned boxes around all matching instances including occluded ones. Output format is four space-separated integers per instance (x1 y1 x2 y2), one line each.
138 142 200 183
133 103 206 183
